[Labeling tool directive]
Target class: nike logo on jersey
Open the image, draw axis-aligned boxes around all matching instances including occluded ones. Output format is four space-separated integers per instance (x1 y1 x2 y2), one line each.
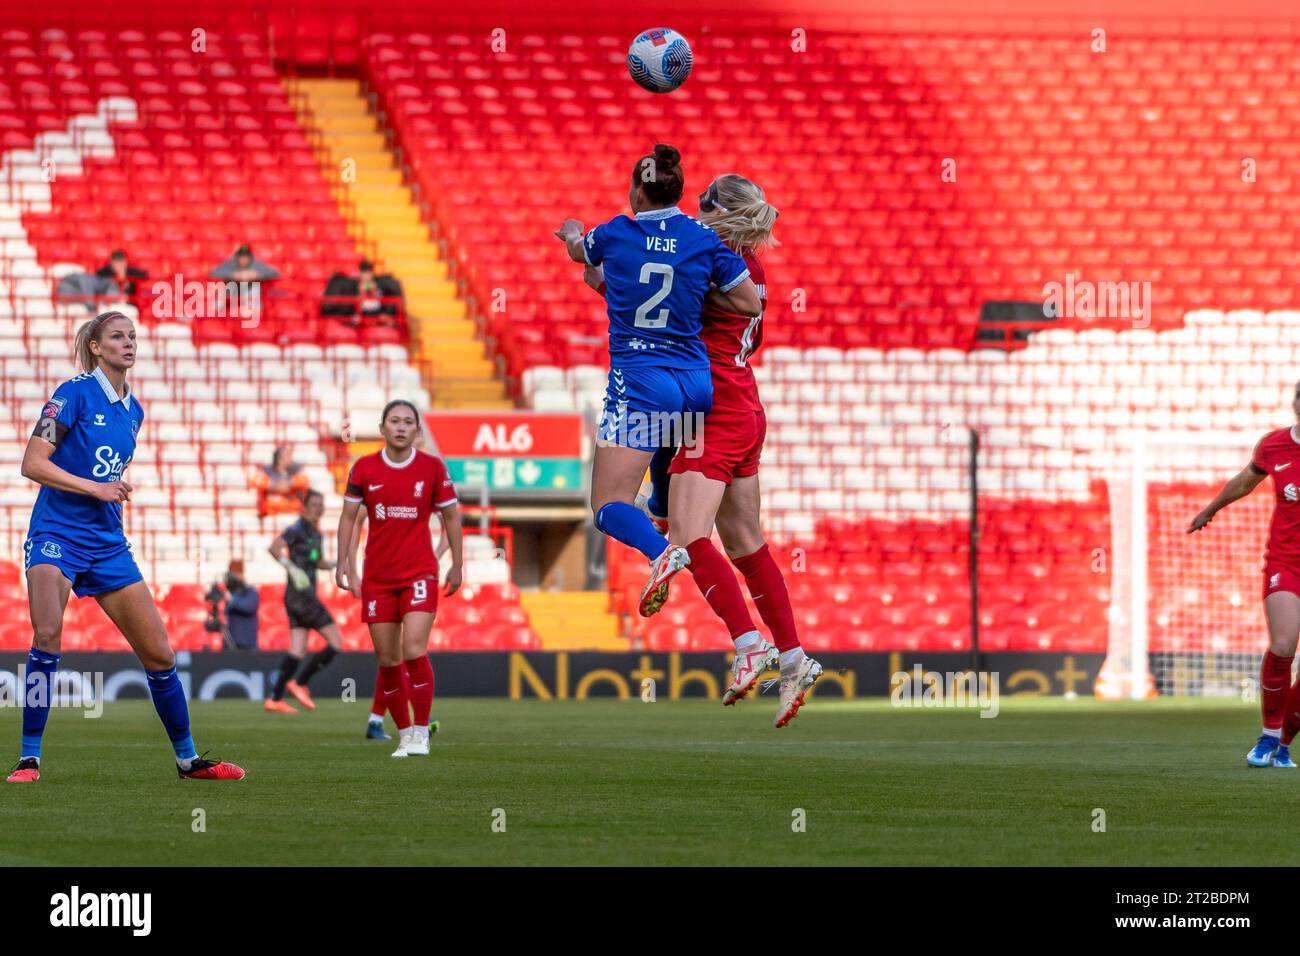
1277 463 1292 471
368 484 384 490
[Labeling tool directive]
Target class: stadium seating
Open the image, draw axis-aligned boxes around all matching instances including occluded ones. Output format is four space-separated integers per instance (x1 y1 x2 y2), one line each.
5 23 1300 656
0 28 539 650
366 30 1300 388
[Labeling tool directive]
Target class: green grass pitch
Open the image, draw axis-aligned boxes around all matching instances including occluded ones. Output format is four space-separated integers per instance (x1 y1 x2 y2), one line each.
0 696 1291 866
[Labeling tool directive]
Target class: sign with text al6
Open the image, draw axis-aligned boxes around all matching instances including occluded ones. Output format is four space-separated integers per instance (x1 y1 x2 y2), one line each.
425 412 582 458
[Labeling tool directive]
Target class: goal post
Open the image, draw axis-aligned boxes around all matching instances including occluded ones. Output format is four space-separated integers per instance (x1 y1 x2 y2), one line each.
1100 432 1270 699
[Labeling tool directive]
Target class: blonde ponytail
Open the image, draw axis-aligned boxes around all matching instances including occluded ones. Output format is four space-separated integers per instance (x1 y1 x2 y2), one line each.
74 310 127 373
701 174 779 251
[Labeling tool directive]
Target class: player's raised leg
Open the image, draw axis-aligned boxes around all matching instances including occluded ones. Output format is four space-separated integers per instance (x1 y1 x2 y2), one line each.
664 470 772 688
592 442 685 615
593 443 671 560
1256 590 1300 766
716 474 821 725
96 581 244 779
7 564 72 783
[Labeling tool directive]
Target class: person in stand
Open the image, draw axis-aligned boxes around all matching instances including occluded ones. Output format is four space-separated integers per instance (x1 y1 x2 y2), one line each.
251 445 310 520
264 491 344 713
223 559 260 651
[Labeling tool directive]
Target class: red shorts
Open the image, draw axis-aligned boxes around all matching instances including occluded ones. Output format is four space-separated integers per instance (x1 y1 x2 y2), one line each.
1263 565 1300 601
361 573 439 624
669 406 766 485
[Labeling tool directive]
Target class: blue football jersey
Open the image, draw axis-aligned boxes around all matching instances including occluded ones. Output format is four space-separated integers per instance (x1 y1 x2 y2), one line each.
583 206 750 370
26 367 144 550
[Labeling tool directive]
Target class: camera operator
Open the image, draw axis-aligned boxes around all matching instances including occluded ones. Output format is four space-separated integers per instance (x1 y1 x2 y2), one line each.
222 559 260 650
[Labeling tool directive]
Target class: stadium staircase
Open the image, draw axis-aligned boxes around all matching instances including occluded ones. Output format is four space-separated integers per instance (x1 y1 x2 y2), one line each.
520 591 624 651
287 76 512 410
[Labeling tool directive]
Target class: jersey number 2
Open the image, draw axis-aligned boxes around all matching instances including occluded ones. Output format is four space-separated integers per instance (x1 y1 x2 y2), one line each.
633 263 674 329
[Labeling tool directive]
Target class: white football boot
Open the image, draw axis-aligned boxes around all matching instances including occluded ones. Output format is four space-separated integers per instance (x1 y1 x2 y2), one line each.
774 651 824 728
638 544 690 617
723 640 780 706
392 728 415 758
406 726 431 756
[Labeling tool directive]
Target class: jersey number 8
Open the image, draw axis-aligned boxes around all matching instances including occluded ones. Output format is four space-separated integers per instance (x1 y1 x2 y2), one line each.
633 263 674 329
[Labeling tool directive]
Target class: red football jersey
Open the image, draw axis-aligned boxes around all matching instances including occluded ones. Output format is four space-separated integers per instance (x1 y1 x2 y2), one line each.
700 251 767 412
344 448 458 588
1251 427 1300 568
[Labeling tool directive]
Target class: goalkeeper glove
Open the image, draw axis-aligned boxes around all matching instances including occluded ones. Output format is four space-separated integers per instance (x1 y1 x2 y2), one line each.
279 557 310 591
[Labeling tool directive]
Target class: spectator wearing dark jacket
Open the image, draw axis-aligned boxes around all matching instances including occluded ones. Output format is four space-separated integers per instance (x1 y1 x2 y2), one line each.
321 260 404 325
224 561 260 650
211 244 280 282
95 249 148 297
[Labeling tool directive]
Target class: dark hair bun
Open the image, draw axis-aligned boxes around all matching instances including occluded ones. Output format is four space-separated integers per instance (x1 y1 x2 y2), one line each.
653 143 681 170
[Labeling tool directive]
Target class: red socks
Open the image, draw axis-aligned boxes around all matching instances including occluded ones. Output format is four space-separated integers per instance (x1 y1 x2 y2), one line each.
732 544 801 653
404 655 435 726
1261 650 1294 734
378 663 412 731
685 537 756 639
1283 680 1300 745
372 665 413 718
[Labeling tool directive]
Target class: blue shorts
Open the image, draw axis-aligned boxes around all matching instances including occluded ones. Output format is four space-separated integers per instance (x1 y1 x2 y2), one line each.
23 534 143 598
598 366 713 453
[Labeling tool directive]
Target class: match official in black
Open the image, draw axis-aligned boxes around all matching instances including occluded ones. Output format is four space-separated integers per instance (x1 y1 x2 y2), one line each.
264 490 344 713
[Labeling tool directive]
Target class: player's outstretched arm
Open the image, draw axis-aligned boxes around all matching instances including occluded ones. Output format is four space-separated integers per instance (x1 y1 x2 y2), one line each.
1187 464 1266 533
21 435 130 503
439 503 465 596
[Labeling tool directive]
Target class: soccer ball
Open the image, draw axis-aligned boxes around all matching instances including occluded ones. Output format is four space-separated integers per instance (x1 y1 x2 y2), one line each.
627 28 693 94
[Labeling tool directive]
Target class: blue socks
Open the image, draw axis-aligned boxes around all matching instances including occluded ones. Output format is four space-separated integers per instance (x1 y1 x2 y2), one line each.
21 647 60 760
145 666 197 764
646 446 674 520
21 652 198 766
595 501 668 561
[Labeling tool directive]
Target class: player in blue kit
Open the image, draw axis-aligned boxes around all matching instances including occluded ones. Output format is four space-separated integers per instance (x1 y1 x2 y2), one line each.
555 144 762 612
6 311 244 783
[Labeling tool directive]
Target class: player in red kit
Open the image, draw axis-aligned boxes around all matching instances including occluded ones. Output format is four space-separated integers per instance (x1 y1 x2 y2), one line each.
587 174 821 728
1190 384 1300 768
335 400 463 758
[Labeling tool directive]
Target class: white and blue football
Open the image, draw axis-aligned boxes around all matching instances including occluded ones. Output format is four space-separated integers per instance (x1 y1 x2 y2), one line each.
627 28 693 94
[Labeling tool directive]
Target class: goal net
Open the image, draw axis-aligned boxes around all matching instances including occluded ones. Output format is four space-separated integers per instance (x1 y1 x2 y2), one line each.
1103 433 1270 698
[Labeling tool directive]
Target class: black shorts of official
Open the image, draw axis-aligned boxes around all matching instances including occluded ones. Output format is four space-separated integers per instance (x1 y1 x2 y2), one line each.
284 592 335 632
